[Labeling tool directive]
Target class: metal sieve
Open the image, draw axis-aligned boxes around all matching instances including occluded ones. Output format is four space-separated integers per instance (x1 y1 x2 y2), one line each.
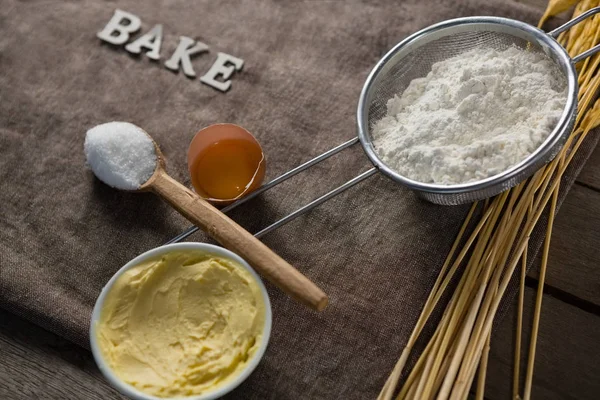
168 8 600 243
358 9 600 205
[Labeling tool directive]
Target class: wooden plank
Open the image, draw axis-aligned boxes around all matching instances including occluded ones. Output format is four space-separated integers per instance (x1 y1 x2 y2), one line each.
527 183 600 306
0 309 125 400
484 287 600 400
576 142 600 190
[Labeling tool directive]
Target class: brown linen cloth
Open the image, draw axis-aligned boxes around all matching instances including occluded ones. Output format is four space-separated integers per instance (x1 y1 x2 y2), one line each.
1 0 597 398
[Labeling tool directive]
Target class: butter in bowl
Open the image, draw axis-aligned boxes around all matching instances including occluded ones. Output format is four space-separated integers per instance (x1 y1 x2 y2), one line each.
90 243 272 400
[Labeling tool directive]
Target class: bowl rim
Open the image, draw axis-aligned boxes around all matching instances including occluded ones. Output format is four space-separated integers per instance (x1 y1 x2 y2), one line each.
89 242 273 400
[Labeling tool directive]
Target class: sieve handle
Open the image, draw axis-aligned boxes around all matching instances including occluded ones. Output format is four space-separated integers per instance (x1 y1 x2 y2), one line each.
166 137 360 244
549 6 600 63
254 167 378 239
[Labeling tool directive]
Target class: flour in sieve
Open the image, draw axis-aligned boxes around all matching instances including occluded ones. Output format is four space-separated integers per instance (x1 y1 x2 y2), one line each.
372 46 568 185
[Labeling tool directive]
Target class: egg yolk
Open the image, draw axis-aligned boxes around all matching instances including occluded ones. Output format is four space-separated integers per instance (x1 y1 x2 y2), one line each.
190 139 262 200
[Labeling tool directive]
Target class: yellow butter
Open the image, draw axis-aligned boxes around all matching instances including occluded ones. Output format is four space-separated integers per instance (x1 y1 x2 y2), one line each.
96 251 266 398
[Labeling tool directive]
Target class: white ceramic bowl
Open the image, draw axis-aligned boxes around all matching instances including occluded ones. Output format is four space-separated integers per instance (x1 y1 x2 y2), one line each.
90 242 272 400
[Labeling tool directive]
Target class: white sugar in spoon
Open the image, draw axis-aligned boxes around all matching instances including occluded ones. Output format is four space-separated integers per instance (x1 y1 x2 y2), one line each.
85 122 328 311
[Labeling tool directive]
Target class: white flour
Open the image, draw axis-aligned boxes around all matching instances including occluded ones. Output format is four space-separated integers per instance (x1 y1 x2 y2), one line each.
372 46 567 185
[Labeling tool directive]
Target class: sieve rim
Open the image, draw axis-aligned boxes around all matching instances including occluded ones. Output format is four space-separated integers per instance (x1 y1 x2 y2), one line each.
357 16 577 197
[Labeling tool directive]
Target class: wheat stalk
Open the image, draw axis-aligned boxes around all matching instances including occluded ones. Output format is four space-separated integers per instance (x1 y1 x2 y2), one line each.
379 1 600 398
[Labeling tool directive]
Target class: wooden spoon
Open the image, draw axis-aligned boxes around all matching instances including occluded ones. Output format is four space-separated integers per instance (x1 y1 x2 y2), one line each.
138 133 328 311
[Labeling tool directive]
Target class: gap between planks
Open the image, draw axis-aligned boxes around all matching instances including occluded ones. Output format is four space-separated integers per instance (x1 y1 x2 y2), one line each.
486 286 600 400
524 276 600 316
526 183 600 308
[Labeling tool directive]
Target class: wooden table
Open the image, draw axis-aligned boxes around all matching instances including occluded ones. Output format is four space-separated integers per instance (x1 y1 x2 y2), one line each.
2 2 599 398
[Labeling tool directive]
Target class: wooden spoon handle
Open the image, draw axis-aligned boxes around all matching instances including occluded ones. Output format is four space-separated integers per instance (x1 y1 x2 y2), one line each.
150 170 328 311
